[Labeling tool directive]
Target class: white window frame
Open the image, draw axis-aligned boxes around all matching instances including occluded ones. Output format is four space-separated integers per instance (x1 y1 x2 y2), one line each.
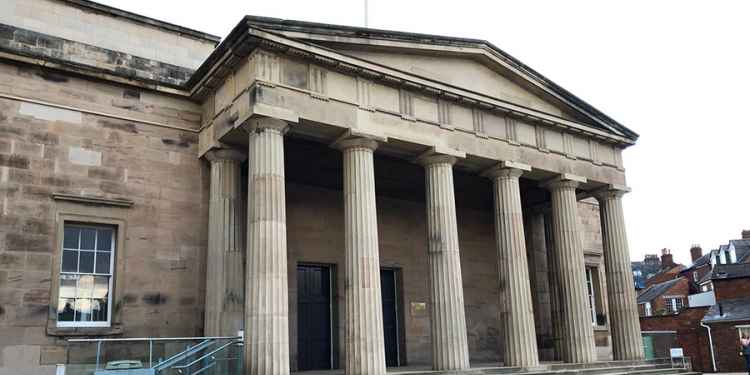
664 296 683 314
644 302 652 317
56 223 115 328
585 267 597 325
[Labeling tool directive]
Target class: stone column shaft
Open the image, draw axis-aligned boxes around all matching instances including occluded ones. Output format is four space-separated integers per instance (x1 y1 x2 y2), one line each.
244 118 290 375
205 149 246 337
419 154 470 371
545 177 596 364
337 136 386 375
486 163 539 367
595 187 644 360
527 211 553 361
544 212 565 362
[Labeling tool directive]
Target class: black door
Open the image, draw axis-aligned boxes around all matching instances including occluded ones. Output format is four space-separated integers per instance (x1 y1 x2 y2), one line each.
297 265 332 371
381 269 399 367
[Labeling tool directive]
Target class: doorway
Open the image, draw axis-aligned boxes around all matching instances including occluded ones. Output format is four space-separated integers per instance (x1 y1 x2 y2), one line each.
297 264 333 371
380 268 404 367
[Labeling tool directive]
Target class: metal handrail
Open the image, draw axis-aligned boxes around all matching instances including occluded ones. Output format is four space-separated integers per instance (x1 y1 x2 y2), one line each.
172 340 239 370
66 335 243 370
68 336 241 342
152 339 213 371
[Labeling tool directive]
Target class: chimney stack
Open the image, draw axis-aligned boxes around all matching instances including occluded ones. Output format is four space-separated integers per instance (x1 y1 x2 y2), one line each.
742 230 750 239
690 244 702 262
660 248 674 269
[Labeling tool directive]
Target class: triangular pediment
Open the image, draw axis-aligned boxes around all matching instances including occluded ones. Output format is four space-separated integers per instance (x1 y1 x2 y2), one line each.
320 47 577 120
240 16 637 141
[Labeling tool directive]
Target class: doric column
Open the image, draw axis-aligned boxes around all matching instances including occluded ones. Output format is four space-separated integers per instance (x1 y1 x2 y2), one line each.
544 211 564 361
543 175 596 364
334 135 387 375
417 152 470 371
204 148 246 337
485 161 539 367
526 211 553 361
594 186 644 360
244 117 290 375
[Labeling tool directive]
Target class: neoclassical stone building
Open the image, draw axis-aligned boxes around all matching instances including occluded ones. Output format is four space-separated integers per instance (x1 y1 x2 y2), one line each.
0 1 644 374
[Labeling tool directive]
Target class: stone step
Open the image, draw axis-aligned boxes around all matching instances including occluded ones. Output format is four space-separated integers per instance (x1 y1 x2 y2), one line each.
511 365 676 375
386 360 689 375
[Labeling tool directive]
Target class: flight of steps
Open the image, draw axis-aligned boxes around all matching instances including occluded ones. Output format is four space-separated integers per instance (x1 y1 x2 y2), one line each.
394 359 699 375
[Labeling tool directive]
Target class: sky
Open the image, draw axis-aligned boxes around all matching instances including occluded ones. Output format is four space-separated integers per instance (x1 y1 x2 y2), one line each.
97 0 750 264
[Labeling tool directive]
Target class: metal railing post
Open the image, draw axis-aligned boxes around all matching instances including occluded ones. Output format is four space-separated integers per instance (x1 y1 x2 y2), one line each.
95 341 102 370
149 339 153 368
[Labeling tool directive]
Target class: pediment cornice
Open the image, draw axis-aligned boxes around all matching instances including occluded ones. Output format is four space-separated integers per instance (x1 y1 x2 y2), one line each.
189 23 634 146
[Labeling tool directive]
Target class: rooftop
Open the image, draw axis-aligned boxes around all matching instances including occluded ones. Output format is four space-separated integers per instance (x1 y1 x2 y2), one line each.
637 277 683 304
703 296 750 323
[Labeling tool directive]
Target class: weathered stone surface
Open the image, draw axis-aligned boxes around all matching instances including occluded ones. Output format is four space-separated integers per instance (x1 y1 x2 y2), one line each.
2 345 40 367
418 154 470 370
0 47 207 365
546 178 596 363
594 188 644 360
335 136 387 375
204 148 246 337
487 165 539 367
244 118 290 375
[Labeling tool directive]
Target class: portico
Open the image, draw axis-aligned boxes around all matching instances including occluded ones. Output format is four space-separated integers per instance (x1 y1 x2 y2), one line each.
196 16 643 374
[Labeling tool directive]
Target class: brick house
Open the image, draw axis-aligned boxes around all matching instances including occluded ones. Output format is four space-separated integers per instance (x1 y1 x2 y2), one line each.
639 307 712 371
637 277 689 317
639 238 750 372
632 249 684 290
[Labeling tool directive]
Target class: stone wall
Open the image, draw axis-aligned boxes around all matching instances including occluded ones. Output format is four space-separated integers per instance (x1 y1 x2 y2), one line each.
0 0 217 70
0 60 207 372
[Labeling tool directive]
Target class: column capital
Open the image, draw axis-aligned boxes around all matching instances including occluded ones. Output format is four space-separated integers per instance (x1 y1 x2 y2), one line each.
592 184 631 201
241 116 289 134
415 146 465 167
540 173 587 191
481 161 531 179
204 148 247 163
331 129 386 151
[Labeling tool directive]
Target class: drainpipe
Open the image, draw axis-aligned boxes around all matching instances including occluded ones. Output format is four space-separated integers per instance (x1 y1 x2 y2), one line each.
700 322 717 372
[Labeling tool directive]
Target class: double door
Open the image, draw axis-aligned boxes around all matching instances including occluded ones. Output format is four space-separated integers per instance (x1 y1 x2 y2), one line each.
297 265 402 371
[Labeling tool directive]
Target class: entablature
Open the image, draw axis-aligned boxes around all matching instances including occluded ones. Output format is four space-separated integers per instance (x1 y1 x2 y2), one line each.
191 27 634 147
199 48 628 188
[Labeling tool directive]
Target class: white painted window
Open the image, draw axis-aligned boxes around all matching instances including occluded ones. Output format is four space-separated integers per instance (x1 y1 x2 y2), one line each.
57 224 115 327
645 302 652 317
586 267 597 324
664 297 683 314
693 271 699 282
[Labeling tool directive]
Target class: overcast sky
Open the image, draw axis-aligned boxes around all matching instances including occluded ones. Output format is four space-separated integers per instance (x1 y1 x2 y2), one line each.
98 0 750 264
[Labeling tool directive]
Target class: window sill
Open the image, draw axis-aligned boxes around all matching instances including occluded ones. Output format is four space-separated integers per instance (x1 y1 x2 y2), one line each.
47 321 123 337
